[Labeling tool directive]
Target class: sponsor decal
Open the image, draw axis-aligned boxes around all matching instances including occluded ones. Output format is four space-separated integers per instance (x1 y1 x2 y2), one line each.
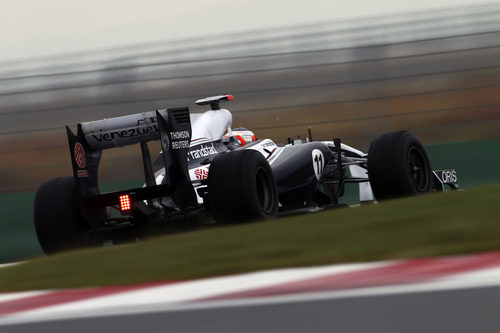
193 166 210 180
169 131 190 150
74 143 86 168
170 131 190 139
312 149 324 181
91 125 159 143
259 139 276 148
188 143 218 161
171 140 190 149
90 117 158 143
436 170 458 183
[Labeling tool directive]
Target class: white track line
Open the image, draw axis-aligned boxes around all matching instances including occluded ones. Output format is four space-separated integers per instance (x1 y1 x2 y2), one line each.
0 262 21 269
0 291 50 303
0 261 387 324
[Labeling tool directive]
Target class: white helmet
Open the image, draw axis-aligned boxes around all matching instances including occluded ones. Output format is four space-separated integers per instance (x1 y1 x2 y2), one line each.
224 128 257 146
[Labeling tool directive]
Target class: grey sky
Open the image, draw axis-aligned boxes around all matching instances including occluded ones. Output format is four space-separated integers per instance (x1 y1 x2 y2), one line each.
0 0 490 62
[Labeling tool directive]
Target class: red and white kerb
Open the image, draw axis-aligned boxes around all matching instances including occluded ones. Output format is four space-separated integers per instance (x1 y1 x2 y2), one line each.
119 195 132 211
73 143 86 169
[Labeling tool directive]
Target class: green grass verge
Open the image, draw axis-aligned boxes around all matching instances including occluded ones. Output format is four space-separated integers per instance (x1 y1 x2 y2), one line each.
0 192 42 262
1 182 499 292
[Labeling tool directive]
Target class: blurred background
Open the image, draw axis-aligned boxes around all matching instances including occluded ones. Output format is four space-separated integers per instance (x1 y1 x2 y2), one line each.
1 0 500 260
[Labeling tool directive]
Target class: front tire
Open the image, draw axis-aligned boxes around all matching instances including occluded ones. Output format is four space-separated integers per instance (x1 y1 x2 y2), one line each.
207 149 278 223
34 176 96 254
367 131 432 200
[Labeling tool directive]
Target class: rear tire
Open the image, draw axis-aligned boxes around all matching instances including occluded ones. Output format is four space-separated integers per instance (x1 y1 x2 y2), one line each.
34 177 96 254
207 149 278 223
367 131 432 200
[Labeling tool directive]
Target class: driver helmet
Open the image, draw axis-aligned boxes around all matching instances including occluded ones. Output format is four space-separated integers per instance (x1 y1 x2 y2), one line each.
224 128 257 146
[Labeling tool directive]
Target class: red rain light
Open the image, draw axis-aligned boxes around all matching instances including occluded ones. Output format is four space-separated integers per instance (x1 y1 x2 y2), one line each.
119 194 132 211
227 95 234 101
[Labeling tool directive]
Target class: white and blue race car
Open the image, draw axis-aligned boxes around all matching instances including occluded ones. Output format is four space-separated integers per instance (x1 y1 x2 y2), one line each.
33 94 458 254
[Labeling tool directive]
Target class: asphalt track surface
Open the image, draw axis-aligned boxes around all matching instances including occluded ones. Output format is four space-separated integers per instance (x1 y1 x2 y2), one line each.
2 285 500 333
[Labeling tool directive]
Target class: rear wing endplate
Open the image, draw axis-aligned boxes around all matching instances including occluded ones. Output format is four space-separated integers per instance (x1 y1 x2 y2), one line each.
66 108 197 210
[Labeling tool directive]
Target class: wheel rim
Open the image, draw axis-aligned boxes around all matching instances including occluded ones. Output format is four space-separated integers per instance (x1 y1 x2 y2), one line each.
255 167 275 215
407 146 429 192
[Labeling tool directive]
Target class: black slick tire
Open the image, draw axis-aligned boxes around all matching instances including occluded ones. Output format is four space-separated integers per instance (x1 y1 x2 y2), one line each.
367 131 432 200
34 176 94 254
207 149 278 223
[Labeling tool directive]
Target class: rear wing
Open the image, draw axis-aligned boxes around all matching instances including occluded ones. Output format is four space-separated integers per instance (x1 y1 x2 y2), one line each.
66 107 197 212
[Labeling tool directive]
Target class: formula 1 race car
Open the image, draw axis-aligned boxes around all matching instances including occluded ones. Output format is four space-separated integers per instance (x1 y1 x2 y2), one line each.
33 95 459 254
